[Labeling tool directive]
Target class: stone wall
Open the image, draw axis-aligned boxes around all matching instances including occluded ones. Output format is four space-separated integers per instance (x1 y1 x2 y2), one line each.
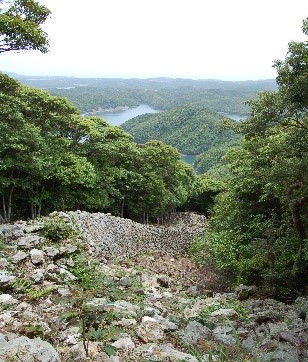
69 211 207 260
0 211 207 261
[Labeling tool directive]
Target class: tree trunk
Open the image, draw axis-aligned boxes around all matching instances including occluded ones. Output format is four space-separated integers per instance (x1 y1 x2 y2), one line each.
30 202 35 220
2 195 7 222
7 186 14 222
121 199 124 218
287 182 308 276
37 185 44 218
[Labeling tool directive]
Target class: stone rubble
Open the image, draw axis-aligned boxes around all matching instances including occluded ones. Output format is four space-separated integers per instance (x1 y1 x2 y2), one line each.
0 211 306 361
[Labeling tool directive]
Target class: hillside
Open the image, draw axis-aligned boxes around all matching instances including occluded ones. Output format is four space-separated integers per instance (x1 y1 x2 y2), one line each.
3 73 277 115
0 212 307 362
121 105 239 155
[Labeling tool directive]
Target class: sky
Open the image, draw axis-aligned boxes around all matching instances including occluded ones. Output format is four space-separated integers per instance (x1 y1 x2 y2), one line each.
1 0 307 80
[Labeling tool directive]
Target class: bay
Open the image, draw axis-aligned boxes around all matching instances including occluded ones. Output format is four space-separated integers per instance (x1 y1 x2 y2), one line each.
181 154 197 166
219 112 248 121
96 104 160 126
95 106 245 169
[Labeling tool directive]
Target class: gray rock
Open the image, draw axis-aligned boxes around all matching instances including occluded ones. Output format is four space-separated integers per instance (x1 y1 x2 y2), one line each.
154 315 178 332
135 316 165 343
210 308 237 318
0 335 60 361
157 274 172 288
104 300 140 317
279 331 301 346
24 223 44 233
17 235 42 249
44 246 60 258
70 211 206 260
0 294 18 305
186 285 199 297
136 343 202 362
235 284 257 300
0 271 16 288
86 297 108 312
142 306 159 317
11 250 28 263
114 318 137 327
112 336 135 350
30 269 45 283
30 248 45 265
59 267 77 282
179 320 211 345
262 344 299 362
118 276 134 287
59 243 78 256
0 258 8 268
213 325 236 346
46 264 60 273
0 223 25 240
57 287 72 297
157 343 203 362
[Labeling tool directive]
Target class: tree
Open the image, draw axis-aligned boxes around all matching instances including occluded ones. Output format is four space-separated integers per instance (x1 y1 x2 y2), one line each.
0 0 50 53
193 18 308 299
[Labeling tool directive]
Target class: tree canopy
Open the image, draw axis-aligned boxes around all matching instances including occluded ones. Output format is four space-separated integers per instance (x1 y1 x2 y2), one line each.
192 18 308 299
122 105 239 155
0 0 50 53
0 73 197 223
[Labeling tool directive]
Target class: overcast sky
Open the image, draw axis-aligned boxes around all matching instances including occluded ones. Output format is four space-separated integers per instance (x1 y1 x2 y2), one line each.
1 0 307 80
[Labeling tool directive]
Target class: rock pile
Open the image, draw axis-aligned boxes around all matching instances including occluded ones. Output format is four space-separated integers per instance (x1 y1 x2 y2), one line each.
0 212 307 361
71 211 207 260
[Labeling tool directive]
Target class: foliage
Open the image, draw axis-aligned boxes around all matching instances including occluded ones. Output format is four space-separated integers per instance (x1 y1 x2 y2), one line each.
68 255 107 292
195 299 249 322
182 174 225 216
44 77 277 115
122 105 239 155
11 276 54 300
24 323 46 339
26 285 54 300
191 19 308 299
0 0 50 53
0 72 196 222
194 141 240 174
62 255 129 357
42 216 78 242
178 327 258 362
11 276 32 293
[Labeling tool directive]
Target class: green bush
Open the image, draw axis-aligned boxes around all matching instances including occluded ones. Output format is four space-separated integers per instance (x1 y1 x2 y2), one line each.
42 216 77 242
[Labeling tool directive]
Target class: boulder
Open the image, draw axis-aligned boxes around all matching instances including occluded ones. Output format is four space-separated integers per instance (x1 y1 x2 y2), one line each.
235 284 257 300
0 335 60 362
18 235 43 249
0 271 16 288
30 248 45 265
11 250 28 264
179 320 211 345
135 316 165 343
112 336 135 351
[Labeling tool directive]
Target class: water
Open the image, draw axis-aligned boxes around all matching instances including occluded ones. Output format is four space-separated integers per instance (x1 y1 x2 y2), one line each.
97 104 160 126
181 155 197 166
95 106 244 169
219 112 248 121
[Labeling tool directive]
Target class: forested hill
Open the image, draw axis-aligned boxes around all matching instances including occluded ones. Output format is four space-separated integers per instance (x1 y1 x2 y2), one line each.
121 105 239 155
4 73 277 91
3 72 277 115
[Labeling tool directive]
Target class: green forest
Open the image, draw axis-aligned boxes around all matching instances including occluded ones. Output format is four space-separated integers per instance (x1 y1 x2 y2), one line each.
0 72 202 223
11 74 277 116
121 105 239 155
0 0 307 300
